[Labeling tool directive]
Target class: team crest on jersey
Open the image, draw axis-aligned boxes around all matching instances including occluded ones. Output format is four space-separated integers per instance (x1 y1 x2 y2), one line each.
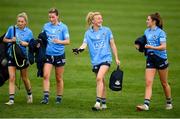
20 33 25 37
103 32 106 36
55 29 61 34
152 35 157 40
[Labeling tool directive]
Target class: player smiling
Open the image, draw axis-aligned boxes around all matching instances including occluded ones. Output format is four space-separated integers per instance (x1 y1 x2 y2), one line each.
74 11 120 111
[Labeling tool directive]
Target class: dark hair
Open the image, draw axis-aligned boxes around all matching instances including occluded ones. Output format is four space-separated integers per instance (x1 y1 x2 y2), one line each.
49 8 59 16
149 12 163 29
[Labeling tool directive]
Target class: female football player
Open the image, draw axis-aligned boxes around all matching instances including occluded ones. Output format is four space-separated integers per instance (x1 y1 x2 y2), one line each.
3 12 33 105
75 11 120 111
40 8 70 104
136 12 173 111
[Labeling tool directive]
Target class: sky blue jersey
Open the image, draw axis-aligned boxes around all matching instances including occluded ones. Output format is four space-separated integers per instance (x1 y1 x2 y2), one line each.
83 26 113 66
144 26 167 59
42 22 70 56
5 25 33 57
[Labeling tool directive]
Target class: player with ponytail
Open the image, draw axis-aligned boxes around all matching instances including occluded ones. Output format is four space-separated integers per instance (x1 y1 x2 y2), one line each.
73 11 120 111
3 12 33 105
136 12 173 111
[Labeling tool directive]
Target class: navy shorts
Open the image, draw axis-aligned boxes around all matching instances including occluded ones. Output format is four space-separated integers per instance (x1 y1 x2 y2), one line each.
92 61 111 74
8 56 29 70
146 52 168 69
45 54 66 67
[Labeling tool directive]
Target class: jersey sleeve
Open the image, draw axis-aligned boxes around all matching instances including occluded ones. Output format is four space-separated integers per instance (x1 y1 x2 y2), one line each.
41 25 46 33
27 30 34 42
5 26 13 39
144 29 148 37
159 30 166 43
83 32 88 44
107 28 113 41
63 25 70 39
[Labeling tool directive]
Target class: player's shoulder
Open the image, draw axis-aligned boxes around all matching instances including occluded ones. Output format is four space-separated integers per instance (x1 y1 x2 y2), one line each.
101 26 111 31
85 27 92 34
144 28 150 34
158 27 165 33
25 27 32 32
43 22 51 28
154 27 166 37
9 25 14 29
59 22 67 28
6 25 14 32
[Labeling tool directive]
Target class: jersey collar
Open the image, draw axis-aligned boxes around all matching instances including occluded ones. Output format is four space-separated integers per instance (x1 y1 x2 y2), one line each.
50 21 61 26
149 26 158 31
90 26 103 32
16 25 27 31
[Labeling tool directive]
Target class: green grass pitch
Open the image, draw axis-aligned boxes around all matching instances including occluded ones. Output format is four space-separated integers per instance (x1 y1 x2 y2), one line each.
0 0 180 118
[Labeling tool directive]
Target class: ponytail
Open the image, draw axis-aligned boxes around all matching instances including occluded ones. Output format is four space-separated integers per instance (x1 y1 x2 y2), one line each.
86 11 101 27
149 12 163 29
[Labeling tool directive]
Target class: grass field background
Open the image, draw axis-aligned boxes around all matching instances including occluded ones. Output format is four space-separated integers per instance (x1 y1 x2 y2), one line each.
0 0 180 118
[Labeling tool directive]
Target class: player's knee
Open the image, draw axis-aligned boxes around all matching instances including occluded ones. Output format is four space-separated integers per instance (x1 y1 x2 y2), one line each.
9 75 15 82
21 75 28 81
56 77 63 83
146 79 153 87
43 74 49 81
96 76 103 82
161 81 169 88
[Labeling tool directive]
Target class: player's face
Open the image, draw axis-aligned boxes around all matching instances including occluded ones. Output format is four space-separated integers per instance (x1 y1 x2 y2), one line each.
146 16 156 28
17 17 26 29
93 15 103 27
49 13 58 25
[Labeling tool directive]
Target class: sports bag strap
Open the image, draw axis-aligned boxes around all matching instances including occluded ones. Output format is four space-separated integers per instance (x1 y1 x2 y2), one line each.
12 44 26 68
13 26 19 43
12 25 26 68
13 26 16 37
117 65 120 71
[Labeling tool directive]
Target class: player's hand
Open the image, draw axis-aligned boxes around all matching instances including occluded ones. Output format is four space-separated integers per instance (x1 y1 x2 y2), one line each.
72 48 85 55
116 58 120 66
72 48 79 55
135 44 140 50
145 44 153 49
12 37 16 43
20 41 28 46
36 43 41 48
52 39 60 44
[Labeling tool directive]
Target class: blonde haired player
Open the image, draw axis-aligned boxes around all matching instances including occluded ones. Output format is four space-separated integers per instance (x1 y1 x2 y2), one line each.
73 11 120 111
3 12 33 105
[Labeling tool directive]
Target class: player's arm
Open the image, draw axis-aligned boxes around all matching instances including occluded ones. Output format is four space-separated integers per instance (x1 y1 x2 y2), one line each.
3 37 16 43
79 42 87 49
145 42 166 50
19 41 29 47
110 39 120 65
53 26 70 45
52 38 70 45
145 31 167 51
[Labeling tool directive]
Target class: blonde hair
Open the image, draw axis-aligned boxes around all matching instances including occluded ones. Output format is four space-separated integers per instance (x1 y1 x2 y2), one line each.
86 11 101 27
17 12 28 24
